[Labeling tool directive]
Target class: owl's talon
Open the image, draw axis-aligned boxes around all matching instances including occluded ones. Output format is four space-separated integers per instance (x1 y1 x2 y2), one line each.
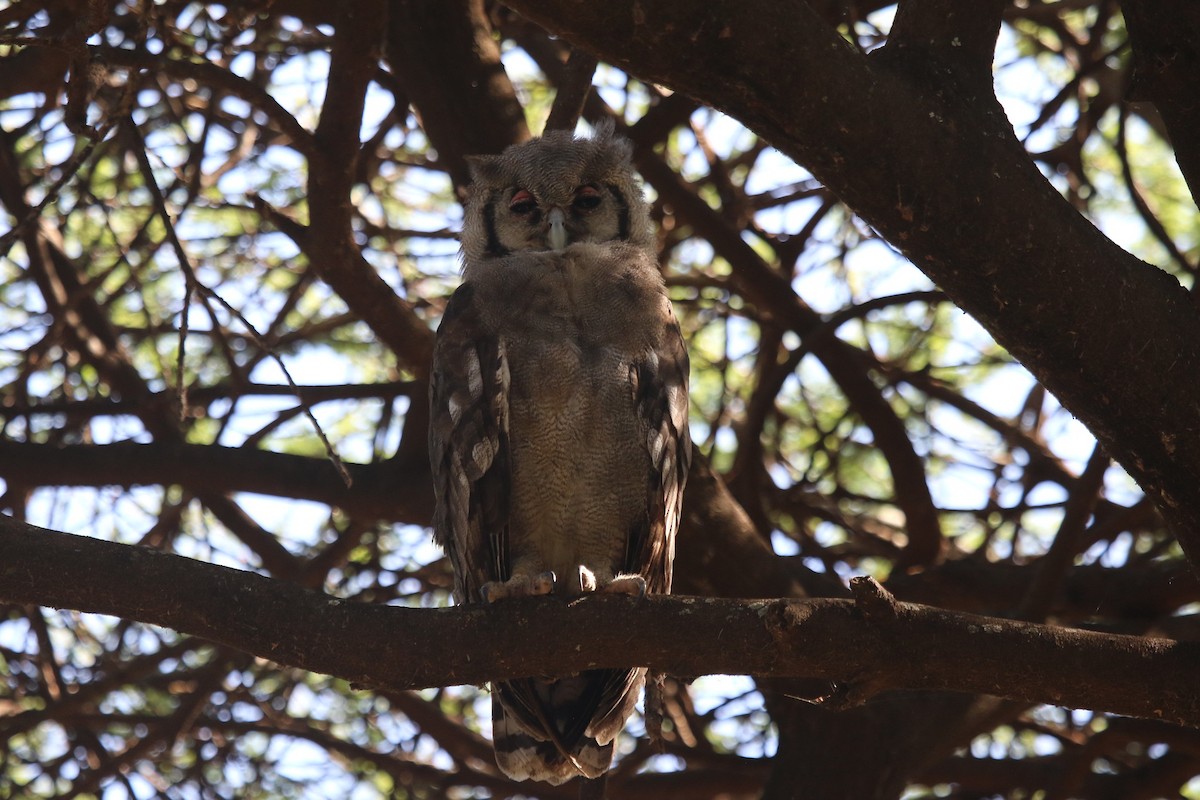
481 574 529 602
532 571 557 595
605 574 648 597
481 571 557 602
579 565 597 593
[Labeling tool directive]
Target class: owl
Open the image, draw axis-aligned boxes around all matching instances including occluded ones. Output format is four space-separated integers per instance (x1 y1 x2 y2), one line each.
428 122 691 785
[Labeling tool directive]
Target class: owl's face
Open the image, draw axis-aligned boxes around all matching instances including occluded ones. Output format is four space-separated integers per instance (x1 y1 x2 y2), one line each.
461 126 654 265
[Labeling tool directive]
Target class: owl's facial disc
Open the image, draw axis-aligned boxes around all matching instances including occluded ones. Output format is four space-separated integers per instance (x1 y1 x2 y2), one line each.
506 184 608 252
547 208 567 251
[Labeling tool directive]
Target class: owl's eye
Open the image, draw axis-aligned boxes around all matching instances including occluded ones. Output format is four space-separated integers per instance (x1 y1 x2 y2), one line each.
573 185 602 211
509 189 537 215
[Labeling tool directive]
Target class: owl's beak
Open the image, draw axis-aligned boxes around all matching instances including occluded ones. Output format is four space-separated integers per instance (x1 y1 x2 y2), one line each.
546 207 568 251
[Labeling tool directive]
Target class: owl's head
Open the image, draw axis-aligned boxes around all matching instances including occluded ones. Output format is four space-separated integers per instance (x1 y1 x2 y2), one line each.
461 121 653 265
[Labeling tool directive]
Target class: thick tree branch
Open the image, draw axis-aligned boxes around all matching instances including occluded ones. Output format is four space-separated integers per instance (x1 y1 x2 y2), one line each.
3 518 1198 728
889 0 1006 84
501 0 1200 574
544 46 598 132
387 0 530 187
306 1 435 377
1123 0 1200 205
675 455 832 600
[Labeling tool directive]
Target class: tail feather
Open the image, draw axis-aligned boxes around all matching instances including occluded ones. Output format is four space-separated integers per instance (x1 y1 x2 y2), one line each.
491 668 644 784
493 697 612 785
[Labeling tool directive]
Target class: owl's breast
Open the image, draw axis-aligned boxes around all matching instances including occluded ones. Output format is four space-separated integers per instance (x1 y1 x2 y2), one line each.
502 332 648 585
464 245 672 590
504 328 636 410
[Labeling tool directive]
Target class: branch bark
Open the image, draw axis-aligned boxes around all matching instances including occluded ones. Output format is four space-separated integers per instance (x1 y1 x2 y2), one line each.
3 517 1198 728
306 1 435 377
1123 0 1200 205
387 0 530 187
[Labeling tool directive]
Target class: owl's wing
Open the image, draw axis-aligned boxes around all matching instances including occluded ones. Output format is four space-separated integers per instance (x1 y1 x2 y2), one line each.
625 308 692 594
428 283 510 603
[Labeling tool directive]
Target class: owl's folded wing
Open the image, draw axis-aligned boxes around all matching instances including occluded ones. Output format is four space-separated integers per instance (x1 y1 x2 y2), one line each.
624 307 691 594
428 283 511 603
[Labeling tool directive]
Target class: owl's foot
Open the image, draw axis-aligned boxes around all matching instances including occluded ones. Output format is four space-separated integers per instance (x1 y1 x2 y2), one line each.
577 567 647 597
605 573 648 597
481 571 557 603
579 566 597 593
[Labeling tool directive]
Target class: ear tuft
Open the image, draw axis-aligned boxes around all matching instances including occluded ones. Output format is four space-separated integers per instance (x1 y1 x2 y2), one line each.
587 118 632 170
466 154 505 185
590 117 617 142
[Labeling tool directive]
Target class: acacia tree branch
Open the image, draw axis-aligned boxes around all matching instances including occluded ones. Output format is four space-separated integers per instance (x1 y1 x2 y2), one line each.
305 1 435 378
1123 0 1200 205
3 517 1198 728
386 0 531 189
500 0 1200 575
544 46 598 132
889 0 1006 80
627 135 945 568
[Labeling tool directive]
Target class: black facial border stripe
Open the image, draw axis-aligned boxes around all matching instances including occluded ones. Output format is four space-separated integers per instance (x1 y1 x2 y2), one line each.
606 184 630 240
483 195 510 257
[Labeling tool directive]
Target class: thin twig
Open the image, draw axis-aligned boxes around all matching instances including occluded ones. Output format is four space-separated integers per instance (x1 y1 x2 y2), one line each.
123 116 354 488
0 123 116 260
1115 104 1195 278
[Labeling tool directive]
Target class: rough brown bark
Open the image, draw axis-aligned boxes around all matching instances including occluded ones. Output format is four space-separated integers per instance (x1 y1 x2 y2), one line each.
1123 0 1200 205
387 0 531 188
306 0 435 377
3 517 1198 728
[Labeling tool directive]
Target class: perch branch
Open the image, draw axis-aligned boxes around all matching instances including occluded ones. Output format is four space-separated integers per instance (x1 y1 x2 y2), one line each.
2 517 1198 727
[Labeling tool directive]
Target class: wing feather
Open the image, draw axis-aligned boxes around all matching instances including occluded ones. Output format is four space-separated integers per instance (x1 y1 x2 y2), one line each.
625 313 692 593
428 284 510 603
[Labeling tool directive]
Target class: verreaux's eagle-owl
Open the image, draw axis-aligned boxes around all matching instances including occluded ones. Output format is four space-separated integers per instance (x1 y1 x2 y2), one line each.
429 123 690 784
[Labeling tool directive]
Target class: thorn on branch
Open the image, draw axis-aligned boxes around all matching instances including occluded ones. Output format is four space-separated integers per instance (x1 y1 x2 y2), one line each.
810 679 886 711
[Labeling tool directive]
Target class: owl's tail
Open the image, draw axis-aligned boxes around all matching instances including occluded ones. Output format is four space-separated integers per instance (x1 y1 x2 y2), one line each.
491 668 643 785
